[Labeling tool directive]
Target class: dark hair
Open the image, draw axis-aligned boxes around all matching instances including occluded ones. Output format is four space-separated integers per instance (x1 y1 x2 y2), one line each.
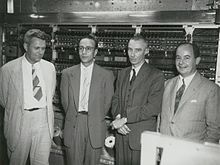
79 34 98 49
24 29 49 44
129 34 148 45
176 43 200 58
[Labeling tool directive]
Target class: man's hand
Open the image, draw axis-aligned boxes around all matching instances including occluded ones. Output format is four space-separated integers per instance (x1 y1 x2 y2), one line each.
117 124 131 135
110 114 131 135
111 114 127 129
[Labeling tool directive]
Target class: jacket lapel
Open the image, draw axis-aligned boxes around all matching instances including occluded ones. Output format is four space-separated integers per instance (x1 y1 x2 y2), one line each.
70 65 80 110
122 67 131 108
88 64 99 113
177 72 201 111
131 62 149 91
40 62 49 97
11 58 24 111
169 77 179 114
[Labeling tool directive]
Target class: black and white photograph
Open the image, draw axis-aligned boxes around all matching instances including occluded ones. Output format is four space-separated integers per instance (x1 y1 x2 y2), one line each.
0 0 220 165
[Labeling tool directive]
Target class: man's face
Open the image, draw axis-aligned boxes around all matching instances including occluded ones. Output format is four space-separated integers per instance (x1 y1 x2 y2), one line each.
24 37 46 64
79 38 97 67
175 44 200 78
128 39 148 67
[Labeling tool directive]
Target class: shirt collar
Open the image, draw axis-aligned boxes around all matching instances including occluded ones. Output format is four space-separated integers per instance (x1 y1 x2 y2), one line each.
132 61 145 76
80 61 94 71
22 54 40 68
179 71 197 88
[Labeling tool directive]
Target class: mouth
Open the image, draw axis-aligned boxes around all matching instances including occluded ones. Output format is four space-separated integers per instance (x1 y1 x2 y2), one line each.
130 58 136 61
81 55 89 58
178 66 187 70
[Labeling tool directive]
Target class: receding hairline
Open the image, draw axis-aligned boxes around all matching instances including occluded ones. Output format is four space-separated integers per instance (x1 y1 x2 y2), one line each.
128 38 148 48
176 43 200 58
23 29 48 44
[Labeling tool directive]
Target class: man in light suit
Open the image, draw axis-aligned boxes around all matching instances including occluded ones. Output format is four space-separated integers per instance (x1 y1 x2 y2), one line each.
111 34 165 165
0 29 56 165
60 34 114 165
160 43 220 143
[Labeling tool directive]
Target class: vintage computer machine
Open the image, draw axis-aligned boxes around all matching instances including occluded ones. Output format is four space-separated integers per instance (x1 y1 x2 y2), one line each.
0 0 220 165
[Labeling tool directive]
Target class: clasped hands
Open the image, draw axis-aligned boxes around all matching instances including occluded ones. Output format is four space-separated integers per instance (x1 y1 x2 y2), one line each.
111 114 131 135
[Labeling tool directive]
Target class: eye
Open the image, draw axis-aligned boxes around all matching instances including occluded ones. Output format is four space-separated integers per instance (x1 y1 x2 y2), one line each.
184 55 191 60
78 46 84 51
128 48 132 52
86 47 94 51
79 46 94 52
135 48 142 52
176 56 181 60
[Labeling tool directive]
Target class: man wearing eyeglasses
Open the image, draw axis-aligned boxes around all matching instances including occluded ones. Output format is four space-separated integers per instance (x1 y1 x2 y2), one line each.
60 34 114 165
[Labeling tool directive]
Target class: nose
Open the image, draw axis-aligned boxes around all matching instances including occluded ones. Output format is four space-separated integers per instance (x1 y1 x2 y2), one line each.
39 49 44 55
179 59 184 65
82 48 87 53
130 50 135 57
176 58 184 65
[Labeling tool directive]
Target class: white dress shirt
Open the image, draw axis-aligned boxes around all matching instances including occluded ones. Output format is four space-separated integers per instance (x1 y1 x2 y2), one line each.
129 61 145 80
177 71 197 93
22 55 47 109
78 62 94 112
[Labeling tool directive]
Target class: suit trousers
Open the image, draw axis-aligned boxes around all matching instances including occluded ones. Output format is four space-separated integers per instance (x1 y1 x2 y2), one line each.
115 134 140 165
7 108 51 165
65 113 102 165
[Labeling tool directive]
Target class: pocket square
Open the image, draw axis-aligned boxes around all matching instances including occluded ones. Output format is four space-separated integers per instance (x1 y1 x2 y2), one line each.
190 100 197 103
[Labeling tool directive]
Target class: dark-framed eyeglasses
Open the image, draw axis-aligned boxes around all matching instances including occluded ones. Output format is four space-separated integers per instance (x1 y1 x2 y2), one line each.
79 46 95 52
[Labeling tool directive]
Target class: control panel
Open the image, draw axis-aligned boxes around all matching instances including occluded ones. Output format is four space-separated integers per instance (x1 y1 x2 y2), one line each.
1 23 219 165
193 28 219 81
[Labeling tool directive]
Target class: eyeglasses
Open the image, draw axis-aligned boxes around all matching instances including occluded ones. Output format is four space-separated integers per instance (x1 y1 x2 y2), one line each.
79 46 95 52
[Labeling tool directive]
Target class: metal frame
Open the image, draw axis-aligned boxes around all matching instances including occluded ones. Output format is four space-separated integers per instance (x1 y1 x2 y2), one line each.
2 10 216 25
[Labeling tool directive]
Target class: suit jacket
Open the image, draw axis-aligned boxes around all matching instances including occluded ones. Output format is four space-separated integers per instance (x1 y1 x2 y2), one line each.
60 63 114 148
111 62 165 150
0 56 56 151
160 72 220 143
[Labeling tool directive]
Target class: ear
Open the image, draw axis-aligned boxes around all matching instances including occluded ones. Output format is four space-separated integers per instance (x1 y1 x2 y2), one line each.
23 43 28 51
94 48 98 58
144 47 149 55
195 57 201 65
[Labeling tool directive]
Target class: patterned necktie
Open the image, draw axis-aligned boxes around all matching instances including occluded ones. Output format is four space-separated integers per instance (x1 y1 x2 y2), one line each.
32 65 42 101
130 69 136 85
174 79 185 113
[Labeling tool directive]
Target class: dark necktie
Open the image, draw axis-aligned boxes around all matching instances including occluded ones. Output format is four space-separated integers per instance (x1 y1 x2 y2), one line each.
174 79 185 113
32 66 42 101
130 69 136 85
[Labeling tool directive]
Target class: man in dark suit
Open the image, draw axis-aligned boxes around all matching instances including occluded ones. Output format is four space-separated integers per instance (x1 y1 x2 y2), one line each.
111 34 165 165
160 43 220 143
60 34 114 165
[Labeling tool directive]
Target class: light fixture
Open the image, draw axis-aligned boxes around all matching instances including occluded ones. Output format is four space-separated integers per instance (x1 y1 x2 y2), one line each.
7 0 14 13
29 14 45 19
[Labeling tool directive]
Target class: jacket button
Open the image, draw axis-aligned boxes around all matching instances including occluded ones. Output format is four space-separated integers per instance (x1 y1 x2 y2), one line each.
171 121 174 124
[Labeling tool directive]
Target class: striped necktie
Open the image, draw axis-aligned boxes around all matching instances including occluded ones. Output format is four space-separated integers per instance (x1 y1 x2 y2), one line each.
32 65 42 101
174 79 185 113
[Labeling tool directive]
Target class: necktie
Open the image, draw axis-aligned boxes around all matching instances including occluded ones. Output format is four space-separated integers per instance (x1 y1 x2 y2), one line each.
80 74 89 110
174 79 185 113
32 65 42 101
130 69 136 85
